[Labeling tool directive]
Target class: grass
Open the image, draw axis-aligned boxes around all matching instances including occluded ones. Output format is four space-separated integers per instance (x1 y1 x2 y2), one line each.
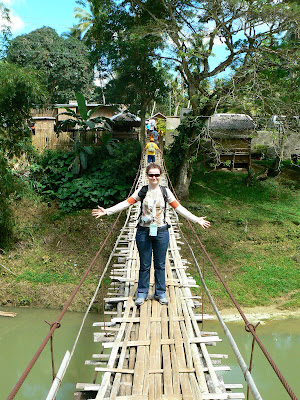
0 191 124 311
180 161 300 310
0 160 299 312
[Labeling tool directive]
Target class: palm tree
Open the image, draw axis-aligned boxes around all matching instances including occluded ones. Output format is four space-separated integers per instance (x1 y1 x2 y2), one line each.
73 6 93 40
72 2 109 103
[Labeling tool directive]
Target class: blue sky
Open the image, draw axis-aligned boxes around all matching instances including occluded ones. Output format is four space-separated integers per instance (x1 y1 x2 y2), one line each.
2 0 78 37
2 0 231 79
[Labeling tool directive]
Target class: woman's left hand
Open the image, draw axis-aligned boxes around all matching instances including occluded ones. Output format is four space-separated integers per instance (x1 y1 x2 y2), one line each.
197 216 211 229
91 206 106 218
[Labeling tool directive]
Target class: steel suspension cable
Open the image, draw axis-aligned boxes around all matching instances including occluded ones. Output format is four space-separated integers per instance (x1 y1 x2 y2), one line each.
7 156 143 400
161 156 298 400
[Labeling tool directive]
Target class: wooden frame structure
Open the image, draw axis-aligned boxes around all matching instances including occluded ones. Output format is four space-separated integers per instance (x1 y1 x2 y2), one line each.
208 114 255 171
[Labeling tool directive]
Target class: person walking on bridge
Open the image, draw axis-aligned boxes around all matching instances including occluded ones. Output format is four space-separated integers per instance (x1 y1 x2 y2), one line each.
92 163 210 306
145 137 161 163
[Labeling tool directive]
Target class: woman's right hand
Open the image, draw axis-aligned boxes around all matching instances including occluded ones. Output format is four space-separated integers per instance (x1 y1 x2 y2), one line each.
197 216 211 229
91 206 106 219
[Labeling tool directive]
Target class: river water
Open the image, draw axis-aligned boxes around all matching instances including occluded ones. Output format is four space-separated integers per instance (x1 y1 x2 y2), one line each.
1 307 299 399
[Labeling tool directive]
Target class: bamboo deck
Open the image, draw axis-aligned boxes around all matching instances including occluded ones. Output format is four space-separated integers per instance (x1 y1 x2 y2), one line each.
75 156 244 400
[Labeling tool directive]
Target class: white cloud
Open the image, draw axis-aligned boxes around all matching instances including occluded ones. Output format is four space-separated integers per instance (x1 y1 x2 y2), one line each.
0 1 26 33
9 12 25 32
2 0 26 5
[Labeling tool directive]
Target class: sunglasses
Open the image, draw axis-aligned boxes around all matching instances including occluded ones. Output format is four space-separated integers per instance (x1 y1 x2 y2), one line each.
148 173 161 177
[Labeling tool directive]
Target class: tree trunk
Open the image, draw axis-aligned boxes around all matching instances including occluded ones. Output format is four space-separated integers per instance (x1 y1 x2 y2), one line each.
176 155 192 199
139 106 147 149
270 127 286 176
174 87 198 198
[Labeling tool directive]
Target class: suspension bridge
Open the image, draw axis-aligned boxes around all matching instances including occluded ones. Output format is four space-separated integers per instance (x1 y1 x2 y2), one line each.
6 154 298 400
75 155 245 400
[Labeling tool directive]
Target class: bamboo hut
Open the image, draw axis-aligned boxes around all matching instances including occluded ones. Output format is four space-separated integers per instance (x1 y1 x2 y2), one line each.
31 103 119 152
207 113 255 170
151 112 166 124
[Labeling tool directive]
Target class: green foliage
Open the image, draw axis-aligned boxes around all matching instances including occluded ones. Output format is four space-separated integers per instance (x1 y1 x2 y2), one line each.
17 270 75 284
0 156 14 246
165 116 206 185
156 119 166 134
189 167 300 218
281 291 300 309
182 163 300 308
30 140 141 212
57 92 113 174
0 63 46 157
0 62 46 248
78 0 169 144
6 27 93 104
240 264 300 299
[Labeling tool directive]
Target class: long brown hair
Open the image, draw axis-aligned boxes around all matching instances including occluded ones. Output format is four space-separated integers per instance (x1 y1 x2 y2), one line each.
146 163 162 175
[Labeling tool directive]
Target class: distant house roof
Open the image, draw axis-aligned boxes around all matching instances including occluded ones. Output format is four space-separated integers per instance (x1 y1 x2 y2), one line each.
151 112 166 120
33 117 56 121
54 103 117 108
208 113 255 131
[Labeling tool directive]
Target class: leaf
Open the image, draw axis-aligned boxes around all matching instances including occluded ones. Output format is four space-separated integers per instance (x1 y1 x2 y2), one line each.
87 109 94 118
92 116 112 130
58 108 78 118
71 156 80 175
83 146 93 155
57 119 76 133
85 120 95 129
74 138 80 153
76 92 88 120
79 150 88 170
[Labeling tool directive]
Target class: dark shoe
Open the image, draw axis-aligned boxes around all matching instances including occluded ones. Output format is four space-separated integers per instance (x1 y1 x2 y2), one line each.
154 295 168 305
135 296 148 306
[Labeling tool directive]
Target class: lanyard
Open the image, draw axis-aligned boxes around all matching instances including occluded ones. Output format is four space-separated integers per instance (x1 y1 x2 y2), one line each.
149 189 158 219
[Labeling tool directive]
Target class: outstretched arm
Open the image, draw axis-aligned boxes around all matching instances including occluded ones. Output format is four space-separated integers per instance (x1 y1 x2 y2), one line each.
91 206 106 218
167 189 211 229
195 216 211 229
174 204 211 229
92 198 137 219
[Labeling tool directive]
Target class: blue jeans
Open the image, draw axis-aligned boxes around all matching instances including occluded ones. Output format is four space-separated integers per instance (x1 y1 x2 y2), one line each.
136 228 169 298
147 154 155 163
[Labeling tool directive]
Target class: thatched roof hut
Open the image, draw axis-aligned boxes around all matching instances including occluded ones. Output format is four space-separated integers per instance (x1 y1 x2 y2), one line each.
110 110 141 127
207 113 255 170
208 113 255 137
110 110 140 139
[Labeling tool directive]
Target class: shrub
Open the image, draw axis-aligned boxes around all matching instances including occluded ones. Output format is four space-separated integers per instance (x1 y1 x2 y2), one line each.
0 155 15 247
29 140 141 212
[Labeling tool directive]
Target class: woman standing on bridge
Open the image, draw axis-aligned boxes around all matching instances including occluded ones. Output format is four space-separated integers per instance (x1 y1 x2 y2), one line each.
92 163 210 306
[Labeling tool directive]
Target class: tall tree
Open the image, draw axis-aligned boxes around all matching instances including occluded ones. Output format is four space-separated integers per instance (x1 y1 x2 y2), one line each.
6 27 94 104
232 32 300 174
0 63 46 246
125 0 300 196
0 1 11 59
104 49 169 148
78 0 169 147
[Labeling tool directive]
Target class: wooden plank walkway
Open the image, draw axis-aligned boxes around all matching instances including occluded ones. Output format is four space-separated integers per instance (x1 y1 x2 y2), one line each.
75 156 244 400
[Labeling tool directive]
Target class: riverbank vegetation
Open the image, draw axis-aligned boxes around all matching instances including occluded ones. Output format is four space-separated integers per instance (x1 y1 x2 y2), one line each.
180 161 300 312
0 140 140 311
0 159 299 313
